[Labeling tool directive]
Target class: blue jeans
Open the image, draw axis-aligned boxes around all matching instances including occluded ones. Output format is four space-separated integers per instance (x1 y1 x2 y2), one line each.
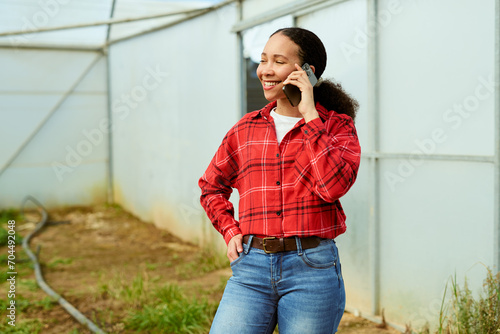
210 236 345 334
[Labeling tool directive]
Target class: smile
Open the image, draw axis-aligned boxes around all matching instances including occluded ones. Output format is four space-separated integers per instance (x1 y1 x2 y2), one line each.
263 81 281 90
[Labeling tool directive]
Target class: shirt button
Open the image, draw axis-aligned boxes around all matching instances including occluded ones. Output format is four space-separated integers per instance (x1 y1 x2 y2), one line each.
276 181 280 186
304 130 308 134
276 211 281 216
276 153 279 157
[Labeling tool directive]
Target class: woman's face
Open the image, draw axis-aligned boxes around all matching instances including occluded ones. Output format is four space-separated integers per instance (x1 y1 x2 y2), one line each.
257 33 302 102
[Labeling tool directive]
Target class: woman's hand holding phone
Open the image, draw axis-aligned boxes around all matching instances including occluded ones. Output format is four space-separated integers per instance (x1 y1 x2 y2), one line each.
283 63 319 123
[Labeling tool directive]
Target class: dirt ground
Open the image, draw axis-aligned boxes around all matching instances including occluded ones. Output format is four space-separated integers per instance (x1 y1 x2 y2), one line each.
1 205 401 333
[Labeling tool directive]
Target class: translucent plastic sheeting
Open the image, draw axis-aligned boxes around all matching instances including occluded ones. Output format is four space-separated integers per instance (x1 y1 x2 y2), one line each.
0 1 215 49
297 0 369 151
378 0 495 156
109 3 239 248
379 158 494 330
0 49 108 207
337 157 372 315
108 1 212 42
0 0 112 47
0 49 103 92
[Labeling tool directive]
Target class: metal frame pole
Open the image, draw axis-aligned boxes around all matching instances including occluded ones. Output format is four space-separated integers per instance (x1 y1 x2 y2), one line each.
494 0 500 271
105 0 117 204
0 53 103 180
107 0 238 46
0 7 208 38
367 0 381 317
237 0 246 116
231 0 346 32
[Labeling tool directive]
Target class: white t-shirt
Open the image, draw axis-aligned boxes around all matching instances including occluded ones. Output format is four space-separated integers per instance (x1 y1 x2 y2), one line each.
270 108 302 144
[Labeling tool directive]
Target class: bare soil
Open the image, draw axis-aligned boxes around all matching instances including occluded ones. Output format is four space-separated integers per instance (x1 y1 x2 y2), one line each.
1 205 401 333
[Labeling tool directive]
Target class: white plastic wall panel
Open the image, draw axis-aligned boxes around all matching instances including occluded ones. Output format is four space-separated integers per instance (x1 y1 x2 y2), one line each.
0 0 112 47
110 3 239 249
379 159 495 329
0 49 108 208
337 157 371 314
377 0 496 329
378 0 495 156
297 0 371 315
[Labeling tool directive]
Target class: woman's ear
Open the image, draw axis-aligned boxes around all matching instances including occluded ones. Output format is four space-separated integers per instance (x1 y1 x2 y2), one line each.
310 65 316 74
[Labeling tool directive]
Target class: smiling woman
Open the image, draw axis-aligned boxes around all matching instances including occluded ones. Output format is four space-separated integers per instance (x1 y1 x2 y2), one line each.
199 27 361 333
257 33 302 104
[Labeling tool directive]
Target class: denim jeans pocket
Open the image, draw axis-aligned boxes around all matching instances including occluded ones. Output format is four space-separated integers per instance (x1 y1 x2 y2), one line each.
300 240 337 269
229 242 250 268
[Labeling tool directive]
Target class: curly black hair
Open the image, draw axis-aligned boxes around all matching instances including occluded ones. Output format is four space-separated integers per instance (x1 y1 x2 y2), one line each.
271 27 359 121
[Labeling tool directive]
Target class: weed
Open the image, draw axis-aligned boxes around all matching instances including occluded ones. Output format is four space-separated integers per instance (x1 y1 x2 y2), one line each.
19 278 39 292
0 319 42 333
94 271 218 333
47 257 74 268
125 283 217 333
145 261 159 270
437 267 500 333
0 225 23 246
98 272 148 306
0 208 23 222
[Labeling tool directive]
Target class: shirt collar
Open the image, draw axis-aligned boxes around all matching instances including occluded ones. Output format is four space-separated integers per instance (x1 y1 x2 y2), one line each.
253 101 330 121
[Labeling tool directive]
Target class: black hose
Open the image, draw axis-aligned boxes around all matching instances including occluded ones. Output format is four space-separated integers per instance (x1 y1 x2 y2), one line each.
21 196 106 334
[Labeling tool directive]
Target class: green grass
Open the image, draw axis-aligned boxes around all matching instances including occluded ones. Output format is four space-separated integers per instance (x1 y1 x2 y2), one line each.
0 319 43 333
124 284 217 334
439 267 500 333
413 266 500 334
0 208 24 246
96 271 219 333
0 208 23 223
0 226 23 247
0 295 57 334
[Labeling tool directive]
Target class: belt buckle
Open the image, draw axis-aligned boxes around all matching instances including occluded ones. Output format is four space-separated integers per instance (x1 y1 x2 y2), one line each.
262 237 278 254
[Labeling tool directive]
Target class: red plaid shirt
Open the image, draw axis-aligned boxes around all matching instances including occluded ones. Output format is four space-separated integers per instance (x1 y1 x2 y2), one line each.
199 101 361 245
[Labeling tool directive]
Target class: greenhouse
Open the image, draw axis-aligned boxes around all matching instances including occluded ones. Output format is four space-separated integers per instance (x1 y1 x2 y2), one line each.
0 0 499 332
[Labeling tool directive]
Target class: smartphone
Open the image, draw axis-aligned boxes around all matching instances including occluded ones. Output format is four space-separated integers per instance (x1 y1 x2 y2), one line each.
283 63 318 107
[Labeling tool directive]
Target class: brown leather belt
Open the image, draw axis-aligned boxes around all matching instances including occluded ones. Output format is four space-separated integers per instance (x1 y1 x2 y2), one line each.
243 235 321 254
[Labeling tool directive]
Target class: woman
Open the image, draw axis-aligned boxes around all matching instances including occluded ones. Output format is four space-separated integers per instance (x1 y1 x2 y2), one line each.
199 27 360 333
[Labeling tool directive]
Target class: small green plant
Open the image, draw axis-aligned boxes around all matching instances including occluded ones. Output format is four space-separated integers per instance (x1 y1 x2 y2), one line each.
0 208 23 222
95 270 218 333
98 272 148 306
437 267 500 333
0 319 43 333
47 257 74 268
125 283 217 333
0 226 23 246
